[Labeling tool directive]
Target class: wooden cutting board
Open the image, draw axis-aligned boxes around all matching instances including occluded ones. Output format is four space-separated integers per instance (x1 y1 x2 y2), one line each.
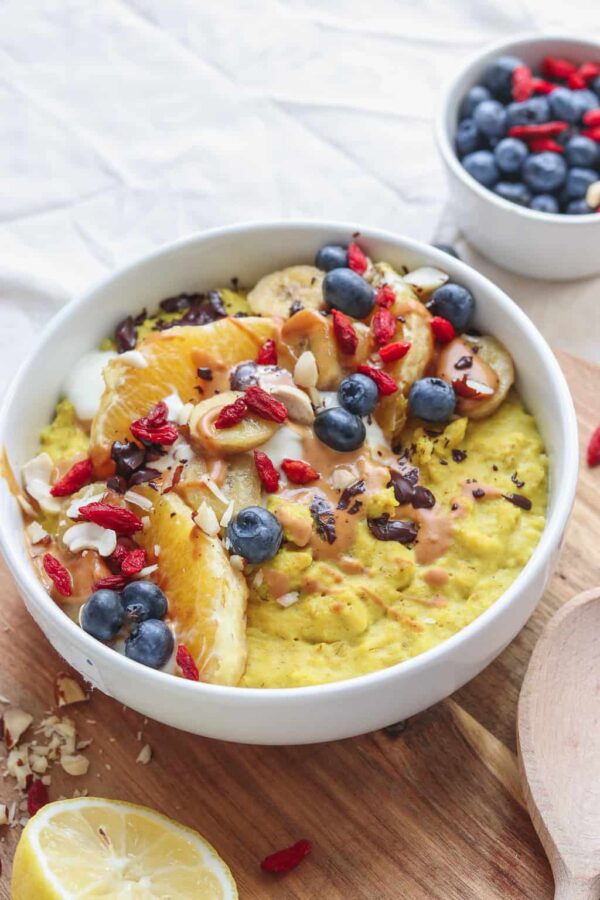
0 350 597 899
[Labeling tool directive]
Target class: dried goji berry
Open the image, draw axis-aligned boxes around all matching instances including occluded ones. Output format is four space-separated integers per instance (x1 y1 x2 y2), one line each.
121 548 147 576
578 62 600 83
529 138 565 154
430 316 456 343
379 341 411 363
375 284 396 308
512 65 533 101
254 450 280 493
27 778 49 816
50 458 93 497
567 71 587 90
93 575 127 591
581 126 600 142
587 426 600 467
176 644 200 681
452 375 494 399
244 386 288 423
372 307 397 346
347 242 368 275
531 78 557 94
215 397 248 429
281 459 320 484
331 309 358 355
508 121 569 140
42 553 72 597
261 839 312 873
357 364 398 395
110 542 130 565
583 108 600 128
256 339 278 365
78 502 143 535
131 401 178 445
541 56 576 80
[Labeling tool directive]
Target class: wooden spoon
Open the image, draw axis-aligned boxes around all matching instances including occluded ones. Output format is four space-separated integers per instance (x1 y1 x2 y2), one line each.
518 587 600 900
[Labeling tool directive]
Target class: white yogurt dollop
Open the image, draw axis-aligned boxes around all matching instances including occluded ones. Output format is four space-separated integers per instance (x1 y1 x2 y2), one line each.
63 350 117 421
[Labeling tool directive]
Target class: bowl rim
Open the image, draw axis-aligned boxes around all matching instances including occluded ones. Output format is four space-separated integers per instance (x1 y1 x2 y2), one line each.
434 31 600 225
0 219 579 701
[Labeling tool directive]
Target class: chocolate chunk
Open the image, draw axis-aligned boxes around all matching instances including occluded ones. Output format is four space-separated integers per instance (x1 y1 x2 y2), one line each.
289 299 304 317
451 502 459 511
133 308 148 326
197 367 213 381
454 355 473 370
310 496 336 544
389 470 435 510
439 459 448 466
472 488 485 499
128 467 161 487
348 500 363 515
367 515 418 544
159 293 195 313
106 475 127 494
114 316 137 353
492 464 498 472
411 485 436 509
452 449 467 463
503 493 532 511
511 472 525 489
111 441 145 479
337 479 366 511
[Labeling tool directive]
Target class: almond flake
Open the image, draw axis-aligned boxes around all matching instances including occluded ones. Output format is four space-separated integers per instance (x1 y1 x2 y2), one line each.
276 591 300 607
198 475 229 505
54 673 89 708
63 522 117 557
136 743 152 765
220 500 235 528
133 564 158 578
331 467 357 491
293 350 319 389
60 754 90 777
2 707 33 750
229 554 246 571
26 521 49 544
194 501 220 536
123 490 153 511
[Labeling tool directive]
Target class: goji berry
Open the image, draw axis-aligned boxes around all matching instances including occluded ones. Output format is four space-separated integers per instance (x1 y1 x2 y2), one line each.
93 575 127 591
78 502 143 535
121 548 147 576
331 309 358 355
583 108 600 128
27 778 49 816
131 401 178 445
587 426 600 467
50 458 93 497
372 307 397 346
567 71 586 90
529 138 564 154
530 78 557 94
254 450 280 493
578 62 600 83
215 397 248 429
430 316 456 344
581 126 600 142
42 554 72 597
512 65 533 101
176 644 200 681
375 285 396 308
452 375 494 399
541 56 576 80
244 386 288 423
281 459 320 484
145 400 168 427
347 242 368 275
379 341 411 363
110 542 130 566
261 839 312 873
357 364 398 395
256 339 278 365
508 121 569 140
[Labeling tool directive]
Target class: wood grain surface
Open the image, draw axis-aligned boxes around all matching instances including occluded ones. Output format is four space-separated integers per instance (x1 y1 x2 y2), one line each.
0 350 597 899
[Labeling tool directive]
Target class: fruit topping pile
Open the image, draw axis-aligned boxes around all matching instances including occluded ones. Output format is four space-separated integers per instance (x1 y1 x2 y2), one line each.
456 54 600 214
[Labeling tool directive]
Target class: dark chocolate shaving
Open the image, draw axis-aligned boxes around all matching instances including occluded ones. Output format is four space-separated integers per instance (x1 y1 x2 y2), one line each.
367 515 418 544
348 500 363 515
472 488 486 499
452 449 467 463
289 299 304 317
411 485 436 509
133 308 148 326
454 355 473 370
106 475 127 494
114 316 137 353
111 441 146 479
310 496 336 544
197 367 213 381
337 479 366 511
503 493 532 511
511 472 525 489
388 470 435 510
128 467 161 487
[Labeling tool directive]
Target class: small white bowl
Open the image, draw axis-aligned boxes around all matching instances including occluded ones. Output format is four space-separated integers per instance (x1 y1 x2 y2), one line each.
435 34 600 280
0 221 578 744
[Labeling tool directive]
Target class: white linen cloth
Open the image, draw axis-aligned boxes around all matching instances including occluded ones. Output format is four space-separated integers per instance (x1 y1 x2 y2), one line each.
1 0 599 392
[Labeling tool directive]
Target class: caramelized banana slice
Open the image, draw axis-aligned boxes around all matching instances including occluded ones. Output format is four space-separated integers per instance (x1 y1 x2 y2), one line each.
436 335 514 419
247 266 324 318
278 308 344 390
188 391 279 455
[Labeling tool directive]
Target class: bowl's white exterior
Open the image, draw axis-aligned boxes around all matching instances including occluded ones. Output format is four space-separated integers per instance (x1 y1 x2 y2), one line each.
0 222 578 745
435 35 600 280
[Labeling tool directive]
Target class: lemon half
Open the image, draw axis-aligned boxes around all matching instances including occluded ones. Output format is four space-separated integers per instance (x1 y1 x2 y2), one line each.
11 797 237 899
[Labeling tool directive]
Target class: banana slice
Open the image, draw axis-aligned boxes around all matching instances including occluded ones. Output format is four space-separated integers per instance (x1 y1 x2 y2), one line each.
247 266 324 318
188 391 279 455
176 453 261 519
436 335 514 419
278 308 345 390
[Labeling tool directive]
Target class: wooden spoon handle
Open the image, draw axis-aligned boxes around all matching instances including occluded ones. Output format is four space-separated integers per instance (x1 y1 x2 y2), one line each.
554 875 599 900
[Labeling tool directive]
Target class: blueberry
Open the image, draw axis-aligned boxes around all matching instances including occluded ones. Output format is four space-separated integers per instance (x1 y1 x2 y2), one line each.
506 97 550 127
473 100 507 139
592 75 600 99
230 361 259 390
338 374 379 416
483 55 523 102
456 118 482 157
80 590 125 641
432 243 460 259
529 194 559 214
573 89 599 119
565 135 598 168
565 199 593 215
565 167 598 200
409 378 456 423
522 152 567 193
548 88 581 124
315 244 348 272
313 407 366 452
125 619 174 669
227 506 283 563
462 150 499 188
493 181 532 206
494 137 528 174
122 581 168 622
459 85 492 119
322 268 375 319
428 283 475 332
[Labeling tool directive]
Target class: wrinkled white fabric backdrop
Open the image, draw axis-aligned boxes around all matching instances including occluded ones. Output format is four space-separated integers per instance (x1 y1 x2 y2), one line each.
1 0 599 390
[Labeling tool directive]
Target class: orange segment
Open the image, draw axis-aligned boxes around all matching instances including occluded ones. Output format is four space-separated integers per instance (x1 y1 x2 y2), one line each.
90 317 276 474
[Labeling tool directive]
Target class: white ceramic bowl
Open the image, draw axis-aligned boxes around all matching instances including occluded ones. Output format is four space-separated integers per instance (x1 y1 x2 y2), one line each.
435 34 600 280
0 221 578 745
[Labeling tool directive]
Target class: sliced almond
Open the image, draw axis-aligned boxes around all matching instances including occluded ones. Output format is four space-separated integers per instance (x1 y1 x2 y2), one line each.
194 501 220 537
2 707 33 750
136 743 152 765
268 384 315 424
26 521 49 544
54 673 89 708
276 591 300 608
60 753 90 777
293 350 319 389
